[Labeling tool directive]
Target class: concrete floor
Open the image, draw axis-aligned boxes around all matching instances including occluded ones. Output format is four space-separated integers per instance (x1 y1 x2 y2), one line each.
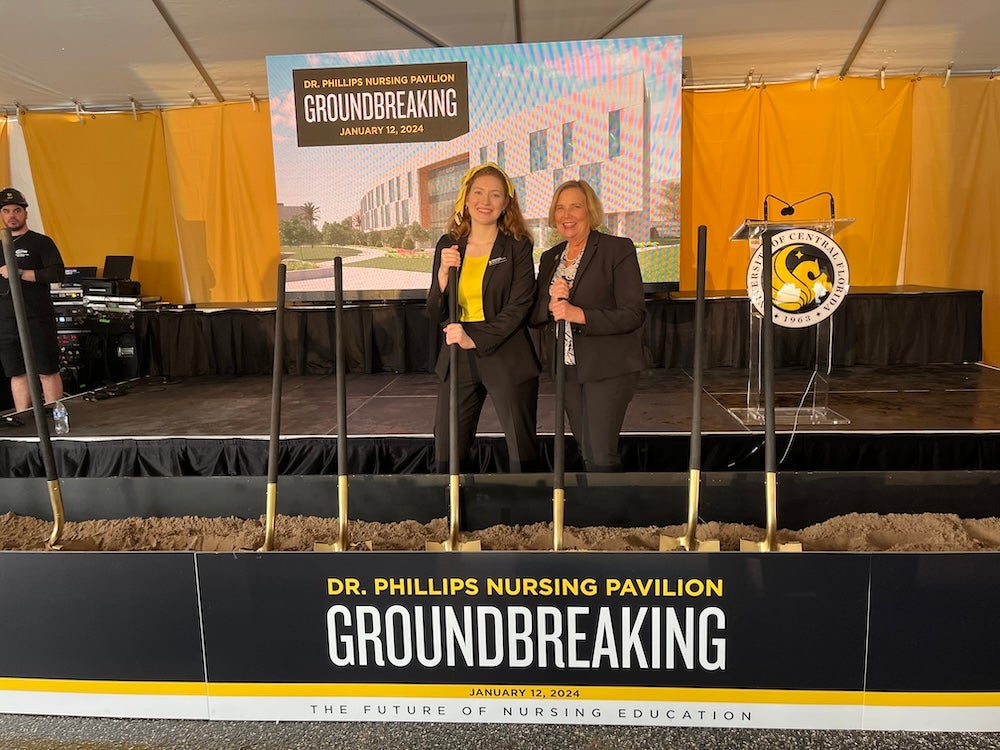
2 715 1000 750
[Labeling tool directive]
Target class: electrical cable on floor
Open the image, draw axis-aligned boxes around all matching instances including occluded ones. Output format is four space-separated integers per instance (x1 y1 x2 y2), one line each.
726 439 763 469
727 368 819 469
83 384 132 402
779 368 819 465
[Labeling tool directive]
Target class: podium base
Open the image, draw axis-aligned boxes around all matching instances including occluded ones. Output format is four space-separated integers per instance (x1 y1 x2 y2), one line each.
728 406 851 427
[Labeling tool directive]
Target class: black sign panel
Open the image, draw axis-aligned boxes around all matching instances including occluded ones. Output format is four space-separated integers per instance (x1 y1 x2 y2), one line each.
293 62 470 147
867 553 1000 691
0 552 204 681
197 552 869 690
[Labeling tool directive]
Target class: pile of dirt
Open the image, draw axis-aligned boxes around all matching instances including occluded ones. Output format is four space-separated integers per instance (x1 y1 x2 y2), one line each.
2 512 1000 552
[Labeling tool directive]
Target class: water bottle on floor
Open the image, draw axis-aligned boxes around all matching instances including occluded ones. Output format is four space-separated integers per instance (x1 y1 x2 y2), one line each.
53 401 70 435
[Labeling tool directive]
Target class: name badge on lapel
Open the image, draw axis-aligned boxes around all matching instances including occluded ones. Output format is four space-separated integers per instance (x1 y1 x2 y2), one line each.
487 256 508 267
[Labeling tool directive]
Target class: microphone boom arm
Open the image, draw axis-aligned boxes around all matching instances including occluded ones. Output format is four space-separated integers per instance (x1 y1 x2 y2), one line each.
763 191 836 221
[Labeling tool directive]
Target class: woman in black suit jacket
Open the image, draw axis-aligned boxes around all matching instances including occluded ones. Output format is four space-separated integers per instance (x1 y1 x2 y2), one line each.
427 163 540 472
531 180 646 472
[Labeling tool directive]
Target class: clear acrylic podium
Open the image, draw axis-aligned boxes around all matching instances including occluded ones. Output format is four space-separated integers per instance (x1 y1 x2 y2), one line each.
728 217 855 427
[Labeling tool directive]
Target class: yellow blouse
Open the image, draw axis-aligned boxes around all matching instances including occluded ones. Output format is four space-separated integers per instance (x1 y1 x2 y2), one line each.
457 253 488 322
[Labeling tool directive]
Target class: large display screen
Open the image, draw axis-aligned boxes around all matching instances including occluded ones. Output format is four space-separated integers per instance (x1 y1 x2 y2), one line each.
266 37 682 300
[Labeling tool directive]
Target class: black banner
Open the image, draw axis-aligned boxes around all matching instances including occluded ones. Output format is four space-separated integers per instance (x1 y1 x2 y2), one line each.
4 549 1000 728
197 552 870 690
293 62 470 147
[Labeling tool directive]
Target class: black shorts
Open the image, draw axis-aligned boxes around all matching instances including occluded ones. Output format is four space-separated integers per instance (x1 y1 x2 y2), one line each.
0 316 61 377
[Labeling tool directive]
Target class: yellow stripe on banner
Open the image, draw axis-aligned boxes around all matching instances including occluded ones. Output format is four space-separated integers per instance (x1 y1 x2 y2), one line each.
207 683 860 704
2 678 999 709
0 678 206 696
207 683 999 708
864 692 1000 708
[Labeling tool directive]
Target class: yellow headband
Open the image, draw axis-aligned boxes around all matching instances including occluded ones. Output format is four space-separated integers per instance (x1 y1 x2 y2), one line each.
453 162 515 221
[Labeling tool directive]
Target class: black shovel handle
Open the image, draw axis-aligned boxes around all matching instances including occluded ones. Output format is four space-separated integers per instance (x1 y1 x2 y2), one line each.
690 225 708 470
448 266 459 477
267 263 286 486
335 257 347 477
553 319 566 489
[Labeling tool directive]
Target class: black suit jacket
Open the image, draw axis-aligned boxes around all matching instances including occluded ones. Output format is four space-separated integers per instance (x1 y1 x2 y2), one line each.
427 232 540 387
531 231 646 382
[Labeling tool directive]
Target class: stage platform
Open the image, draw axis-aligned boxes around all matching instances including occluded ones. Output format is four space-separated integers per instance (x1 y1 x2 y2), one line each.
2 363 999 529
0 284 993 527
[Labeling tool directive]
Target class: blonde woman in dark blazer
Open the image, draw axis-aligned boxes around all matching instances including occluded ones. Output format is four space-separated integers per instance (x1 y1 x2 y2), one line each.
531 180 646 472
427 163 540 472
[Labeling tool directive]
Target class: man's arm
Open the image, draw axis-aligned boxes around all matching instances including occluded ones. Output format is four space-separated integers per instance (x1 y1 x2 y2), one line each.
30 236 65 284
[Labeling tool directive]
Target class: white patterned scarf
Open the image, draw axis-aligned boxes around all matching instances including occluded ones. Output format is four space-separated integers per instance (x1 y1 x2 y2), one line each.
550 247 585 365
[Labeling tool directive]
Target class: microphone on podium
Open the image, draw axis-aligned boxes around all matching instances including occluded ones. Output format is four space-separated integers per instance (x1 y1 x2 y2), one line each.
762 194 794 222
763 191 836 221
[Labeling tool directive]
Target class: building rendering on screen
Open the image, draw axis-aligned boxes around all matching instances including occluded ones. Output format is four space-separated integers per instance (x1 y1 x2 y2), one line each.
356 72 654 243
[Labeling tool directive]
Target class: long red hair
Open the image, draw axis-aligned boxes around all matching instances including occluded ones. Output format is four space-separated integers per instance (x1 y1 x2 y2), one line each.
446 164 532 243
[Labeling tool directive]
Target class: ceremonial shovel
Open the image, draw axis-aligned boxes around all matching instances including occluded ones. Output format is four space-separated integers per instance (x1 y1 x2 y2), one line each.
551 320 567 550
662 226 719 551
258 263 286 551
315 258 371 550
427 266 480 551
2 229 66 549
740 230 801 552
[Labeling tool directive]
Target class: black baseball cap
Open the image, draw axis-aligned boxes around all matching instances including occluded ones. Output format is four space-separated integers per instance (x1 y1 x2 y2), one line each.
0 188 28 209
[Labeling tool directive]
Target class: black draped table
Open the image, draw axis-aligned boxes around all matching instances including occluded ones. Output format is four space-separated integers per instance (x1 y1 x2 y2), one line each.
133 286 982 378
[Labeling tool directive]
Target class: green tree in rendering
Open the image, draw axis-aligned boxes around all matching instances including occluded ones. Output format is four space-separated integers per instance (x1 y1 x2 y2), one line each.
301 202 320 227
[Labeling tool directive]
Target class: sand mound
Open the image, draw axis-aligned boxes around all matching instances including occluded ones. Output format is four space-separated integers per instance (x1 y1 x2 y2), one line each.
3 512 999 552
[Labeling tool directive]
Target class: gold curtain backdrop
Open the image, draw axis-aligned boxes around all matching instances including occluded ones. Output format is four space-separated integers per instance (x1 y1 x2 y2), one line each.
16 77 1000 365
681 78 913 290
21 103 278 305
22 110 186 304
161 104 279 303
906 77 1000 366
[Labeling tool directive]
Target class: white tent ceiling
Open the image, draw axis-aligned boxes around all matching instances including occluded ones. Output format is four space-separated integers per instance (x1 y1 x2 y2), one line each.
2 0 998 113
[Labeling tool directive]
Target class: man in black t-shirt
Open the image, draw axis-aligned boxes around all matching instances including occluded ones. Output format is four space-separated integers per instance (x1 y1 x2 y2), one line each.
0 187 65 411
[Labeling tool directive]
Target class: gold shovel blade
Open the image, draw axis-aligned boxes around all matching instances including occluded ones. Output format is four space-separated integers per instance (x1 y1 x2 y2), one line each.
739 538 803 552
314 540 374 552
660 535 721 551
659 472 720 551
426 538 482 551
